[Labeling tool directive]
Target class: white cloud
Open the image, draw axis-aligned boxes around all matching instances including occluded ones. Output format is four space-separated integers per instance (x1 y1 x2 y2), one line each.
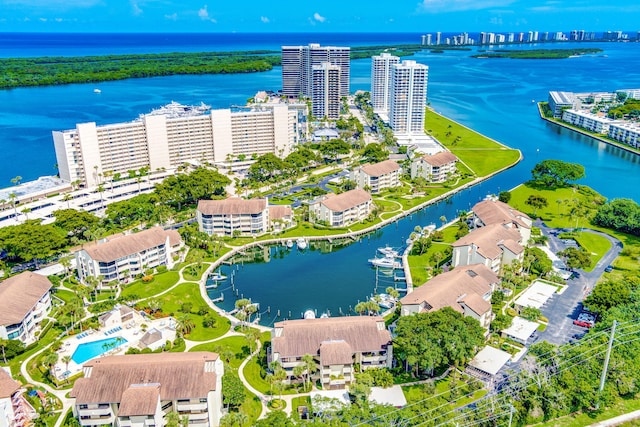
198 5 217 23
131 1 143 16
418 0 516 13
313 12 325 23
260 16 269 23
165 12 177 20
39 17 47 21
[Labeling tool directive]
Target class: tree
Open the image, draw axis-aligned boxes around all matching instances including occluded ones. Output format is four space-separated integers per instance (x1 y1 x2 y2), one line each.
525 194 548 216
498 191 511 203
520 306 542 321
362 143 388 163
176 314 195 336
584 280 631 315
62 355 72 372
0 221 66 267
222 373 246 409
165 411 181 427
559 247 591 270
593 198 640 236
526 247 553 276
0 339 25 363
317 139 350 163
255 411 295 427
531 160 585 187
302 354 318 390
10 175 22 186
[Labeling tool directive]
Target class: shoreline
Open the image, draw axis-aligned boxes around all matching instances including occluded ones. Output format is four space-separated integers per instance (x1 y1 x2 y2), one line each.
536 103 640 156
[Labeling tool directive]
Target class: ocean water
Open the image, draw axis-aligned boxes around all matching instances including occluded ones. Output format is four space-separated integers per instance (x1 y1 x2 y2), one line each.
1 34 639 321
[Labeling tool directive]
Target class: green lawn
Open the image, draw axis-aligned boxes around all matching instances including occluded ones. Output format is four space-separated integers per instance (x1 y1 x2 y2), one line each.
573 232 612 272
530 396 640 427
189 335 251 369
53 289 76 304
182 263 210 282
120 271 180 300
425 109 521 177
152 282 230 341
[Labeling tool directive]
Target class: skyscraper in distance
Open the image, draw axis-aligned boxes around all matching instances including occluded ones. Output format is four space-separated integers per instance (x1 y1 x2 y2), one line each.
312 62 341 120
389 60 429 135
371 52 400 115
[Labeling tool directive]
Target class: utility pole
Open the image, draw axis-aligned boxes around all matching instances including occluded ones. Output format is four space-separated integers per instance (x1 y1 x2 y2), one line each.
599 320 618 393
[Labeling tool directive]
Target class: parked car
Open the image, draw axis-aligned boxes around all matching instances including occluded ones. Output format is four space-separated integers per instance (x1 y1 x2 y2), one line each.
573 319 594 328
604 265 613 273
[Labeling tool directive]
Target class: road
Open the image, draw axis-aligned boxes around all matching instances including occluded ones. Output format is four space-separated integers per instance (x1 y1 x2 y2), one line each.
535 220 622 346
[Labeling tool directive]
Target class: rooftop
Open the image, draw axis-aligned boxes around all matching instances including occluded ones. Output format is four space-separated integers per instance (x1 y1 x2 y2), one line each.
472 199 531 230
453 223 523 259
468 346 511 376
502 317 539 342
0 368 21 399
420 151 458 167
359 160 401 177
319 189 371 212
0 272 52 325
198 198 267 215
81 227 181 263
514 280 557 310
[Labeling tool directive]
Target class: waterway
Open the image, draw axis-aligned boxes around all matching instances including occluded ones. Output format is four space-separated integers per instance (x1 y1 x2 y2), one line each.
1 34 639 324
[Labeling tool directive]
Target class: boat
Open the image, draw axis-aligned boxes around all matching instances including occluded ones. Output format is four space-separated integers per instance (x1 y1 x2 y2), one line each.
93 88 101 93
320 312 329 318
205 283 218 289
377 246 399 257
303 309 316 319
368 254 401 269
286 239 293 248
297 237 308 250
209 273 227 281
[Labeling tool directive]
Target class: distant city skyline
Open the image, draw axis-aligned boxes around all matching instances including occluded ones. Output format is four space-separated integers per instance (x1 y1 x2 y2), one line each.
1 0 639 33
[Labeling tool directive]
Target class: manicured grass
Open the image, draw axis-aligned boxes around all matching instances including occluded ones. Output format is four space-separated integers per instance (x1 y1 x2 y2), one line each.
240 388 263 425
531 396 640 427
182 263 210 281
425 109 521 177
292 396 311 418
573 232 612 272
120 271 180 300
53 289 76 304
152 282 230 341
189 335 250 369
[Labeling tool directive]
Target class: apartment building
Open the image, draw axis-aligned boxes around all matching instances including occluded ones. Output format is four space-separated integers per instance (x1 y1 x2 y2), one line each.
400 264 499 330
562 109 615 134
608 121 640 149
0 272 52 345
371 53 400 114
410 151 458 183
75 227 183 285
53 103 299 187
548 91 576 118
196 198 269 236
70 352 223 427
351 160 401 193
312 62 342 120
452 223 525 273
270 316 392 389
389 60 429 134
470 199 532 245
0 368 36 427
281 44 350 98
308 189 372 227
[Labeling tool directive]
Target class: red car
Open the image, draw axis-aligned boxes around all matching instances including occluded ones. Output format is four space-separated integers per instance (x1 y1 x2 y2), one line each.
573 319 594 328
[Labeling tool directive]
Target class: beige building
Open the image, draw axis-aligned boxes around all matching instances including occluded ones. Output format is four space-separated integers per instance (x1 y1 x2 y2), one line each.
470 199 532 245
70 352 223 427
270 316 392 389
75 227 183 286
0 368 36 427
53 103 300 187
351 160 401 194
308 189 372 227
410 151 458 183
197 198 293 236
452 223 525 273
400 264 499 330
0 272 52 344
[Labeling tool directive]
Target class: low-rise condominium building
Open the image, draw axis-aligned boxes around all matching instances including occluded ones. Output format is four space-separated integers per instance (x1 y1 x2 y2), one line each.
410 151 458 183
53 102 300 187
452 223 524 273
308 189 372 227
608 121 640 149
561 109 615 134
270 316 392 389
351 160 401 193
0 272 52 345
70 352 223 427
196 198 293 236
0 368 36 427
548 91 576 118
400 264 499 330
75 227 183 286
470 199 532 245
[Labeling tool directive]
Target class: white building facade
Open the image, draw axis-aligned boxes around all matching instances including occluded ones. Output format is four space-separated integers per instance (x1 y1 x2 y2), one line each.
312 62 342 120
351 160 401 193
389 60 429 134
608 122 640 149
371 53 400 114
281 44 350 98
410 151 458 183
562 109 614 134
309 189 372 227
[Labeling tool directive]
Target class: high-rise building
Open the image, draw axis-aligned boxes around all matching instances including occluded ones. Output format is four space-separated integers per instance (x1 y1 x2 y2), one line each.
508 33 515 43
281 43 350 98
312 62 341 120
435 32 442 45
371 53 400 114
389 60 429 134
426 34 432 45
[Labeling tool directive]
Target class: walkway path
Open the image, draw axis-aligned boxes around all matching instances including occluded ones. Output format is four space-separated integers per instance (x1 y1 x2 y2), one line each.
586 409 640 426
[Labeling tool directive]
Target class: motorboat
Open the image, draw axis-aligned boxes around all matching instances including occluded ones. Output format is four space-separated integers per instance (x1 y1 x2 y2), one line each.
368 254 401 269
93 88 101 93
297 237 308 250
209 273 227 281
286 239 293 248
320 312 329 318
303 309 316 319
377 246 399 257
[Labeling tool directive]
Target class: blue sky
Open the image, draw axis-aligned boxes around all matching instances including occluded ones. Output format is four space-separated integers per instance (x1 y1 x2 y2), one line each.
1 0 638 33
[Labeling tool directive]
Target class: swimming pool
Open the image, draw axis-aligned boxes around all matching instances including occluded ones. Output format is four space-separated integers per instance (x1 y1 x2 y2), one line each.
71 336 128 365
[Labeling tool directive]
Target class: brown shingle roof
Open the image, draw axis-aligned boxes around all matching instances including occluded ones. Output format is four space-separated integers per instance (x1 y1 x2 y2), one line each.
461 293 492 316
118 384 160 416
198 198 267 215
272 316 390 359
360 160 400 177
70 352 219 404
452 224 523 259
139 329 163 348
472 200 531 229
0 369 21 398
269 205 293 220
421 151 458 167
321 189 371 212
82 227 181 263
0 272 52 325
319 341 353 366
400 264 498 316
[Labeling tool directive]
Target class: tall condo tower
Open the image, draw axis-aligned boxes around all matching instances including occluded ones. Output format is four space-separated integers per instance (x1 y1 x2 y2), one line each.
389 60 429 134
371 52 400 114
312 62 341 120
281 43 350 98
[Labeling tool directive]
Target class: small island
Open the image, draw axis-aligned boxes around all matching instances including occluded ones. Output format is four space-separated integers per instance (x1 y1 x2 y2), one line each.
471 47 602 59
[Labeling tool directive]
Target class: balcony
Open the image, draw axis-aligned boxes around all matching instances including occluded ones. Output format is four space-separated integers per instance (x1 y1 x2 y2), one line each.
176 402 207 412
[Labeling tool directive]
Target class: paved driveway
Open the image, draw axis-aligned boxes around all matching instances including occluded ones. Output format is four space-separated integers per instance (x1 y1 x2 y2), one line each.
534 220 622 345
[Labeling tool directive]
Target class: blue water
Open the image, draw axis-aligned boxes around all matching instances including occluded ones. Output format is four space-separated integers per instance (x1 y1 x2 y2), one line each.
71 336 128 365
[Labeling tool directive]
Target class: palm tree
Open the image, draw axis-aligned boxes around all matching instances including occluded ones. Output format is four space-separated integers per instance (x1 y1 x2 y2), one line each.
176 314 195 336
10 175 22 186
21 207 31 220
59 255 72 282
62 355 72 371
96 184 105 209
63 193 73 209
302 354 318 390
244 328 261 354
8 192 18 217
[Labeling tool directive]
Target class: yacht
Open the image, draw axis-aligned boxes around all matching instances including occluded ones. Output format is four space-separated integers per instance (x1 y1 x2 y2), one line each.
303 309 316 319
286 239 293 248
377 246 399 257
209 272 227 281
93 88 101 93
368 254 401 269
297 237 308 250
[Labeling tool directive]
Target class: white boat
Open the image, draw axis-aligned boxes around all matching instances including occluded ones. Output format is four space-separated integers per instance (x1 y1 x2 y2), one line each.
303 309 316 319
286 239 293 248
378 246 399 257
368 254 401 269
297 237 308 250
209 273 227 281
320 312 329 318
93 88 101 93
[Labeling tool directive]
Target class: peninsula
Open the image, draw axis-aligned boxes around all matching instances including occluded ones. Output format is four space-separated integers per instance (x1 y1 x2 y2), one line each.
472 47 602 59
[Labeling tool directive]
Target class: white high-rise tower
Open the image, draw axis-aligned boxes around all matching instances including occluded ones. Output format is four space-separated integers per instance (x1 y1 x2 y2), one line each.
371 53 400 115
312 62 341 120
281 44 350 98
389 60 429 134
